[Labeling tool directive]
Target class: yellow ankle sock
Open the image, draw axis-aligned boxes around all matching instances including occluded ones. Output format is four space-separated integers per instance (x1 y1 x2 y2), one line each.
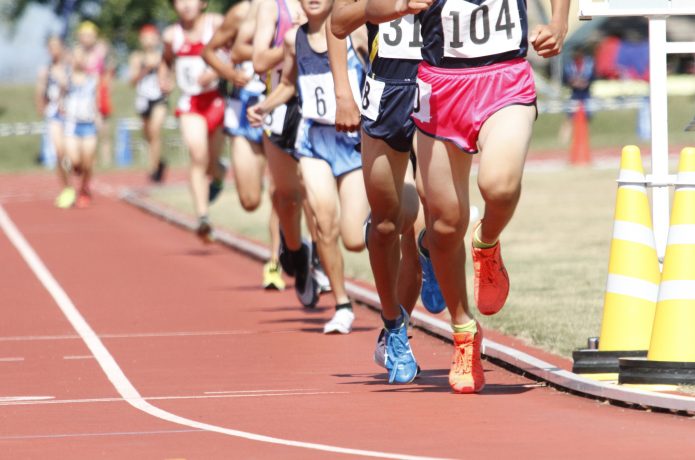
452 319 477 334
473 226 497 249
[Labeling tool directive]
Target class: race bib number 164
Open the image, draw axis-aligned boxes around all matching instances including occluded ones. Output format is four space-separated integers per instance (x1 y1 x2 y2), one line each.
442 0 522 59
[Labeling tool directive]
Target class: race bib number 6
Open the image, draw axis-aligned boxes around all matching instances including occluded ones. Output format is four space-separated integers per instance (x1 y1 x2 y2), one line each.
378 15 423 60
442 0 522 59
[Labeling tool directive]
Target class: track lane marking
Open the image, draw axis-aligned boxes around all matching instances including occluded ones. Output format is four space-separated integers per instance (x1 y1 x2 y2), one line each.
0 205 449 460
0 330 301 342
0 357 24 362
0 391 348 407
0 428 203 441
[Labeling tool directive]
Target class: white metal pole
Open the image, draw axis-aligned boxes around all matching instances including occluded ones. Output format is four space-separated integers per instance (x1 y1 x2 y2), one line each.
648 17 670 262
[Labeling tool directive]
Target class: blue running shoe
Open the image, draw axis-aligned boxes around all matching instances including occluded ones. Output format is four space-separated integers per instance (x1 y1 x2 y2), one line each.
417 230 446 314
384 309 418 384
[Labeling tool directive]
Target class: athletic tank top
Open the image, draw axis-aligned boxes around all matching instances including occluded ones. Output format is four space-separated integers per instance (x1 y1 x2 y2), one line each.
265 0 295 93
418 0 528 68
64 74 98 123
366 16 421 80
295 24 363 125
136 65 163 101
172 15 218 95
45 65 63 118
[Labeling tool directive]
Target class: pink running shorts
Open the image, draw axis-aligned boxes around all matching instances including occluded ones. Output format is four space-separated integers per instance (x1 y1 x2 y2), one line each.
413 58 536 153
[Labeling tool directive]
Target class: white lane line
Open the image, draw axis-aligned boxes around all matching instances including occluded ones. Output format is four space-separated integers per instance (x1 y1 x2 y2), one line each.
0 391 348 407
64 355 94 360
0 329 299 342
0 357 24 362
0 396 54 402
0 205 448 460
0 428 203 441
203 389 318 395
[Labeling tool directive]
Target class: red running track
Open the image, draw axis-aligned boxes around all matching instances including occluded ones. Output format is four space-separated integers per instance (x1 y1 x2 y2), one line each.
1 172 694 459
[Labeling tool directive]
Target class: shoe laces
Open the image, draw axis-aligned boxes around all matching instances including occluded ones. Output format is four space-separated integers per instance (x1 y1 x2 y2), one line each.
478 250 500 284
452 336 473 375
387 329 411 383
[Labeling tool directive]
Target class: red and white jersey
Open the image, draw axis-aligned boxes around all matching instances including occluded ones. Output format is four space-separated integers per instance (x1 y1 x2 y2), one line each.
172 15 218 95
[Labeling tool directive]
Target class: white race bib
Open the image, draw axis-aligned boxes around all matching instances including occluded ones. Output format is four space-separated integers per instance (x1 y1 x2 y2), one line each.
412 79 431 124
263 103 287 135
360 75 385 121
442 0 522 59
298 69 361 125
176 56 217 95
378 15 423 60
224 98 243 131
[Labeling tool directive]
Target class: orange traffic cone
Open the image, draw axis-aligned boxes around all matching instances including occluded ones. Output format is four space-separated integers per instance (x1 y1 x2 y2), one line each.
570 102 591 166
620 147 695 385
573 146 660 379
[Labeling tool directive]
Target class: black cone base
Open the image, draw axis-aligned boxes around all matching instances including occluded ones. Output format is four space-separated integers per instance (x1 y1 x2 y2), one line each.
572 349 647 374
619 357 695 385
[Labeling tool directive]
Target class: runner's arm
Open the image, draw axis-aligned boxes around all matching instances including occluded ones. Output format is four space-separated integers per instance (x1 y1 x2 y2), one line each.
128 52 145 87
231 0 262 63
202 7 243 82
158 27 176 94
327 16 360 133
365 0 433 24
252 0 284 74
35 67 48 116
247 27 298 126
331 0 367 39
530 0 570 58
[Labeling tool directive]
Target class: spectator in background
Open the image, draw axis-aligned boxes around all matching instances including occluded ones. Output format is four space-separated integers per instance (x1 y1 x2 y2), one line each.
129 25 169 183
560 46 595 145
75 21 115 167
36 35 73 208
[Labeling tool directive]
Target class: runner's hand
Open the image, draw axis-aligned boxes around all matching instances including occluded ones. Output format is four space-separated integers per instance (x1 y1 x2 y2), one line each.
247 103 266 127
159 75 174 94
335 94 361 133
230 69 252 89
529 23 567 58
404 0 433 14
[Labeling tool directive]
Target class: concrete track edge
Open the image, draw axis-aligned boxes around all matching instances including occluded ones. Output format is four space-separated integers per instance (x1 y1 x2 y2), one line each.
121 189 695 415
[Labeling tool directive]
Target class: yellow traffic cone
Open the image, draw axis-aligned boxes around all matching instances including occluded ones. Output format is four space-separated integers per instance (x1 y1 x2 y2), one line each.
573 146 660 378
620 147 695 385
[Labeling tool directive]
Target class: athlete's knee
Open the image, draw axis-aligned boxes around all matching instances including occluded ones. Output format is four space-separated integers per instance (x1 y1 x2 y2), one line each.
370 215 400 244
479 174 521 207
314 211 340 244
239 193 262 212
427 207 468 250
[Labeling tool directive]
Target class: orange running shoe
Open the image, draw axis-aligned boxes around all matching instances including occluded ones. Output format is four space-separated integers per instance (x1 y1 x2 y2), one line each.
471 223 509 316
449 323 485 394
75 191 91 209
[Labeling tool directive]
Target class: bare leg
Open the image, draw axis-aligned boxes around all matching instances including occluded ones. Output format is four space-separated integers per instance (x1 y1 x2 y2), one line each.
476 105 536 244
179 114 210 218
299 157 348 305
146 104 167 173
361 134 415 320
263 134 304 251
417 134 473 326
230 135 266 211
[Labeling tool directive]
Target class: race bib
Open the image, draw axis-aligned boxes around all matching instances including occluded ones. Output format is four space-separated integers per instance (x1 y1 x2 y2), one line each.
412 79 431 124
298 69 361 125
263 103 287 135
360 76 385 121
442 0 522 59
176 56 217 95
378 15 423 60
224 97 243 131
